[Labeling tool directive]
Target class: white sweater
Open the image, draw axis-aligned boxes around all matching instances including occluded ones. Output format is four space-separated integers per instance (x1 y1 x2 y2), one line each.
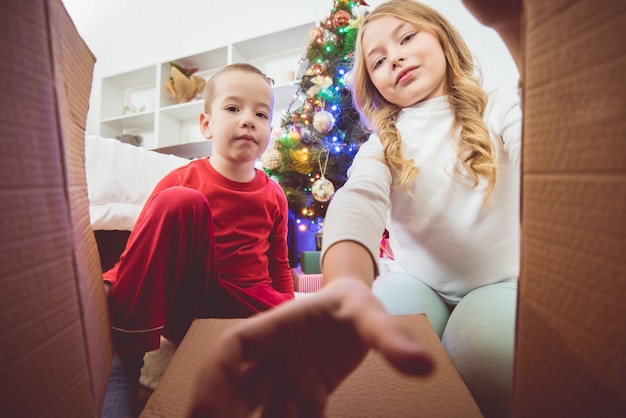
322 87 522 301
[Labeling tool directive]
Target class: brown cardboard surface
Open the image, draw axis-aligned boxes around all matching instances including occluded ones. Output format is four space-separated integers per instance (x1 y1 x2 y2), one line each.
514 0 626 417
1 0 624 417
142 314 481 418
0 0 106 417
49 0 113 411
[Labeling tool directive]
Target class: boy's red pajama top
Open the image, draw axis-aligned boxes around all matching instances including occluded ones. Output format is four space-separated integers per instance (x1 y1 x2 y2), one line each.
103 158 294 354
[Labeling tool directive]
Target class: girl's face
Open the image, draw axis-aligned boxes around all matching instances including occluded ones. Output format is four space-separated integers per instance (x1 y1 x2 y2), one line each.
360 15 447 108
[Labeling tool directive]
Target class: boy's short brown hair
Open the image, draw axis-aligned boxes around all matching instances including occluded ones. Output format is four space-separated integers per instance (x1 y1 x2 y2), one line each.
203 63 274 113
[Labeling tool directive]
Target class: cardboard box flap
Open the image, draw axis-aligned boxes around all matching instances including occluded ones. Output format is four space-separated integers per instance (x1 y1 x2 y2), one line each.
514 0 626 416
0 0 107 416
49 0 113 413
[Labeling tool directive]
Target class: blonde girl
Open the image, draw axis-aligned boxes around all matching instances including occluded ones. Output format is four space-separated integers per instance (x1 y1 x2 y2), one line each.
319 1 523 416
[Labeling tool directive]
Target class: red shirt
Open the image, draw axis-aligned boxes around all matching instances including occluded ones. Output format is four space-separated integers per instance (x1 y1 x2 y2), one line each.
104 158 294 299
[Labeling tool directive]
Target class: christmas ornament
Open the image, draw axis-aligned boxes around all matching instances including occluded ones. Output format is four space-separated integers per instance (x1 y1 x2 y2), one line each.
343 69 354 87
261 148 281 170
312 177 334 202
286 127 301 142
312 149 335 202
270 126 283 143
313 110 335 133
308 27 323 42
333 10 351 28
306 74 333 97
351 4 369 19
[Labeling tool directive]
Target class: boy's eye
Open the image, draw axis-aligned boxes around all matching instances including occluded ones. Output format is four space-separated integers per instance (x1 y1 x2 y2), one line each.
225 106 238 112
256 112 269 119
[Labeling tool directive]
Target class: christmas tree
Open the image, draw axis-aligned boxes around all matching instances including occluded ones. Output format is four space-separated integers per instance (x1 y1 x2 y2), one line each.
262 0 370 228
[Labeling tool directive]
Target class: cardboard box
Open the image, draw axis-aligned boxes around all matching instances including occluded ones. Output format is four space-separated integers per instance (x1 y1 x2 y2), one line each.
1 0 625 417
140 314 482 417
0 1 109 417
513 0 626 417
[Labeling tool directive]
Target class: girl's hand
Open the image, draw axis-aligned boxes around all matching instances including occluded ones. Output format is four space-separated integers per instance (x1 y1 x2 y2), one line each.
189 278 433 418
462 0 522 71
461 0 521 28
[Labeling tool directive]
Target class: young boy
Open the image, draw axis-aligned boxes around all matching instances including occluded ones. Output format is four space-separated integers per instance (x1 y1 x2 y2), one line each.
102 63 294 417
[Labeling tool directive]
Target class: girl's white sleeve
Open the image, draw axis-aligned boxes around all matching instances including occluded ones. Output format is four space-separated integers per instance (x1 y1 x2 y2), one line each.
486 86 523 169
321 135 392 273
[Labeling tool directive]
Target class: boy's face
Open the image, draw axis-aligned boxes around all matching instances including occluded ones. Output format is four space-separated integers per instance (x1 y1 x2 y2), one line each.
200 71 273 166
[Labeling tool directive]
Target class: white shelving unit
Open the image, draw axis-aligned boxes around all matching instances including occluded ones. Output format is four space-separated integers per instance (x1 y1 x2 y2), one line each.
98 22 314 150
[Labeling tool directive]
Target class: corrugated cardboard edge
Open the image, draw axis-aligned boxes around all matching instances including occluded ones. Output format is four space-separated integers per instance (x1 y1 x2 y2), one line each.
0 0 105 416
48 0 112 415
141 314 481 417
514 0 626 417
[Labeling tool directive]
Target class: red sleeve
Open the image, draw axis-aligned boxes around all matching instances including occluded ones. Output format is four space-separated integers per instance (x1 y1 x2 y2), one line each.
267 188 295 297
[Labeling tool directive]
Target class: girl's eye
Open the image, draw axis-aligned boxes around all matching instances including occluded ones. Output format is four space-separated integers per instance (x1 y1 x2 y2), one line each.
256 112 269 119
373 57 385 70
401 33 415 44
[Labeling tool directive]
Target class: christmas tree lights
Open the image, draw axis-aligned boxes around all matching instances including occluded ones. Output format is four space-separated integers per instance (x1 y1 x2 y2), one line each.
262 0 371 227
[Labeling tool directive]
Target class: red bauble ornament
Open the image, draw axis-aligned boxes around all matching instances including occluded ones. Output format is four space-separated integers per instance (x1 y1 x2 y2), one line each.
333 10 351 28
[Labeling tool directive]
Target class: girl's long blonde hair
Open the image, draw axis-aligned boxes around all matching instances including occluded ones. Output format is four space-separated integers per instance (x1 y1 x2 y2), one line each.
352 0 496 200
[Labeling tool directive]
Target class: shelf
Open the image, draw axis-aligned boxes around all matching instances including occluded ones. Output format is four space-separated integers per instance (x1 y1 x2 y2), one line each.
100 111 155 130
159 47 228 109
232 23 313 60
166 47 228 72
100 66 155 120
160 100 204 120
98 22 316 150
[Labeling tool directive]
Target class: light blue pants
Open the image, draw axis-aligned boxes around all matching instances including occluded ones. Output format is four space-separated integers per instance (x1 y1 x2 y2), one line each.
373 272 517 418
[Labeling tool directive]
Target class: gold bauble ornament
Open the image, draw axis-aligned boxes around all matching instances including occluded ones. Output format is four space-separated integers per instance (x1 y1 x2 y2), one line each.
311 176 335 202
287 127 301 142
261 148 281 170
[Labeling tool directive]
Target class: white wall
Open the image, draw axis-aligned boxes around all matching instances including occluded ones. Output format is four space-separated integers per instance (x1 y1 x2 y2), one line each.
62 0 518 135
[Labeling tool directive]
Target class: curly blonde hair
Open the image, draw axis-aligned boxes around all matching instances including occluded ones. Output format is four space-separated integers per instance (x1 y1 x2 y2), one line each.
352 0 496 200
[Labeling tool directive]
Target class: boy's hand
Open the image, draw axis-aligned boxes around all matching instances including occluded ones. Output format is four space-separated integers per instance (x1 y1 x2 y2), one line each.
189 278 433 418
104 282 112 297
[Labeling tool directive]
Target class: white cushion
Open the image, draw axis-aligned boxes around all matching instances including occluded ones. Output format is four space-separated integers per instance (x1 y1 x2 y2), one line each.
85 135 189 230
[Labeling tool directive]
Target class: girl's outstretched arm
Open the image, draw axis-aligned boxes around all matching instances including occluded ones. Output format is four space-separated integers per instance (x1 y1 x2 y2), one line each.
462 0 523 71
